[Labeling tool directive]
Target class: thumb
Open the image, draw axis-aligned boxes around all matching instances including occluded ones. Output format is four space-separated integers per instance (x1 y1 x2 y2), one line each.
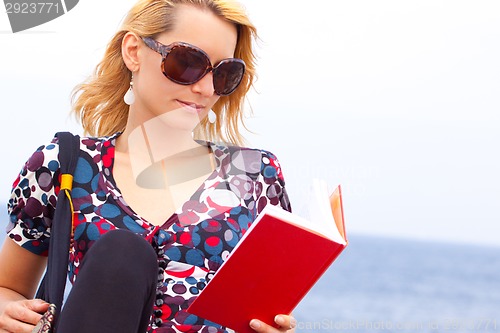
26 299 50 313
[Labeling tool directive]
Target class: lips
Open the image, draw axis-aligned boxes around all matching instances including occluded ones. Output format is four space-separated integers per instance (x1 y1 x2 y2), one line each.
177 100 205 114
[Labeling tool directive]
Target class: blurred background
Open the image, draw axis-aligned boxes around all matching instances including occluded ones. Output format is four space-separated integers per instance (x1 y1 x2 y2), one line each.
1 1 499 331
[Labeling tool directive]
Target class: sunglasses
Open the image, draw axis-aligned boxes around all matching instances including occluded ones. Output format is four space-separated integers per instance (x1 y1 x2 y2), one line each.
141 37 245 96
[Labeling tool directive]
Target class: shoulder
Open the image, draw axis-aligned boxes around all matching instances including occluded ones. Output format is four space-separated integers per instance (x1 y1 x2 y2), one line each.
79 132 120 147
18 135 63 178
226 145 280 162
208 142 291 211
18 132 120 178
52 132 120 151
49 132 120 170
212 143 285 181
36 132 119 152
212 142 279 160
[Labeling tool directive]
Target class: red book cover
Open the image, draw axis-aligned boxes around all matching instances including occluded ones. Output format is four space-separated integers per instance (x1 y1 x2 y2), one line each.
187 181 348 333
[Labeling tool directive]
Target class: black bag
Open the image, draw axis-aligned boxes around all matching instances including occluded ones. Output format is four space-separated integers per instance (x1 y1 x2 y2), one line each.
33 132 80 332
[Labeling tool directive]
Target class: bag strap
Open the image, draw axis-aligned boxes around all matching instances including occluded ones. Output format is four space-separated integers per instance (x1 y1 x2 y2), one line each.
35 132 80 319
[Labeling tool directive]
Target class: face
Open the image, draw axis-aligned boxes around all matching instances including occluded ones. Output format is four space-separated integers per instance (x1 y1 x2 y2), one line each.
130 5 238 132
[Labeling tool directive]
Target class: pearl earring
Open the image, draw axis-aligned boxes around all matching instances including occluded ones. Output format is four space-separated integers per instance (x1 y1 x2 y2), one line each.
208 110 217 124
124 76 135 106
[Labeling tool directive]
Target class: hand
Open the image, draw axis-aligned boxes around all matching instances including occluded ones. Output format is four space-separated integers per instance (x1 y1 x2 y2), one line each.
0 299 49 333
250 314 297 333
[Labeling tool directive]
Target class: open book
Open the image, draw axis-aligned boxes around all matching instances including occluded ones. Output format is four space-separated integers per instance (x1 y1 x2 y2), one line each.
187 179 348 333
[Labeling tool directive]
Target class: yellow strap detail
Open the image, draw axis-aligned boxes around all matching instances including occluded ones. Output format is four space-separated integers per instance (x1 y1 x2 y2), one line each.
64 189 75 237
61 174 74 191
61 173 75 237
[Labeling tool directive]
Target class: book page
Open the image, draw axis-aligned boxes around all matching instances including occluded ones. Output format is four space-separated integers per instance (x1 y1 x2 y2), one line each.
330 185 346 240
301 179 346 244
263 179 346 245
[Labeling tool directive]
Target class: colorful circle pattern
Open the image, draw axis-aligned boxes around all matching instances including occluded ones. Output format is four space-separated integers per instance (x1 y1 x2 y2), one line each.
6 133 291 332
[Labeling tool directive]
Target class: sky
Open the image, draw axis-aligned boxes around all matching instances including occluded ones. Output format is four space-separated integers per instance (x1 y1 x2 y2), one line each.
1 1 499 247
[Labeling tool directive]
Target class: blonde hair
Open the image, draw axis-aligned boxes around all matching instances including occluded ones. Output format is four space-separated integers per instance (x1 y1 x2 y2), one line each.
71 0 257 145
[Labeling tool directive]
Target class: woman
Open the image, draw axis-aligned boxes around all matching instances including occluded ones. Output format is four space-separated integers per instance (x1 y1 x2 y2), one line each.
0 0 296 332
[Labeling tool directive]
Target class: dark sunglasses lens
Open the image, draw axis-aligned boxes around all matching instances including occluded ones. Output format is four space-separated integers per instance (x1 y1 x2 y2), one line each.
213 61 245 96
163 46 209 84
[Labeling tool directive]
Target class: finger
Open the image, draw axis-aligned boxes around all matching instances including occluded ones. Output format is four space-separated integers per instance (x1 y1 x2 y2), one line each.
6 300 47 325
250 318 296 333
249 319 268 332
26 299 50 315
250 313 298 333
0 316 38 333
275 315 297 332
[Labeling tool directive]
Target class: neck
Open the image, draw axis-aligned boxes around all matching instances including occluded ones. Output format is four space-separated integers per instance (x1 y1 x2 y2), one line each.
118 124 200 156
116 106 204 158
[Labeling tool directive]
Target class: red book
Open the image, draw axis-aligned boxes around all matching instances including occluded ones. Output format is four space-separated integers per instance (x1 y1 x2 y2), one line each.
187 180 348 333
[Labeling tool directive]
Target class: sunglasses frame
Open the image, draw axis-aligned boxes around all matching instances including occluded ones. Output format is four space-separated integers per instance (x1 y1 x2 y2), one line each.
141 36 245 96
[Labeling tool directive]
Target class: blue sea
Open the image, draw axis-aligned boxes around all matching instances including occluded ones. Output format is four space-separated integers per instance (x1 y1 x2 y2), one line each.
1 231 498 332
293 235 500 332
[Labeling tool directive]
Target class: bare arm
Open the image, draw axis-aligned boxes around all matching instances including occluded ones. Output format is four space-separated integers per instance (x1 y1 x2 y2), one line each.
0 238 49 333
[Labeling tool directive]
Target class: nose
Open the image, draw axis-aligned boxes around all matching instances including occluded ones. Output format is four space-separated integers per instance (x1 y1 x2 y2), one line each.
191 71 215 97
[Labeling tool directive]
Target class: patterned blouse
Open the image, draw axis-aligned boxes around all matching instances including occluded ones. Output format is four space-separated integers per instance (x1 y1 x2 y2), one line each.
6 132 291 332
